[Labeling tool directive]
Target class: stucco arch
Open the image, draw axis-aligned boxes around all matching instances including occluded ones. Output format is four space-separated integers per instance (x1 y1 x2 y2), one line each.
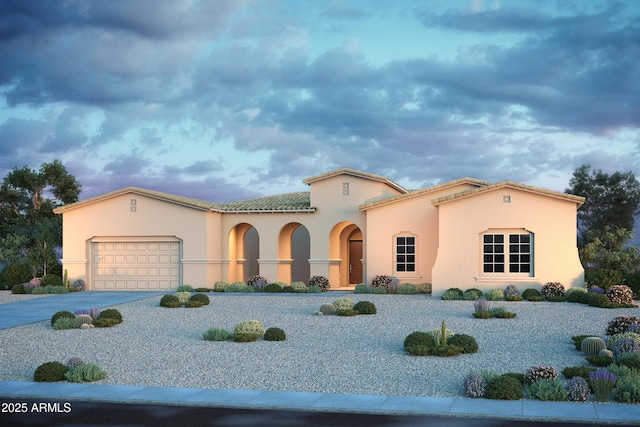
227 222 259 283
278 222 310 284
329 222 363 288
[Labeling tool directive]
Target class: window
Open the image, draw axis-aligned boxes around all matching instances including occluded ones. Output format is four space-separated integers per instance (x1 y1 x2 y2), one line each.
396 236 415 272
483 232 533 275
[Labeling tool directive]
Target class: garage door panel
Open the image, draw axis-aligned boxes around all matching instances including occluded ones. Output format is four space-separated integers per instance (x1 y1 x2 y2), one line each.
92 240 180 290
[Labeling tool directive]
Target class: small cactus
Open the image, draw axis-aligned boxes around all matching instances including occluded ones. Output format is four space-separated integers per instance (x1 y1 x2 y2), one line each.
441 320 448 346
581 336 606 356
320 303 336 315
599 349 613 358
75 314 93 328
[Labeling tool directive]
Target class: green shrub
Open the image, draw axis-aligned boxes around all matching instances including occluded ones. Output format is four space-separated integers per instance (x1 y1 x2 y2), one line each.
547 295 566 302
485 375 523 400
174 291 191 303
483 288 504 301
31 285 68 294
614 352 640 370
281 285 295 293
415 283 432 294
562 365 596 381
607 332 640 350
463 288 483 300
354 283 371 294
490 307 517 318
11 284 26 294
226 282 248 292
588 293 613 308
319 303 336 315
176 285 194 292
447 334 478 354
53 317 76 330
522 288 541 300
431 344 463 357
336 308 359 316
51 310 75 326
264 327 286 341
40 274 63 287
404 331 434 356
441 288 463 300
525 378 568 401
372 286 388 294
195 287 211 292
233 320 265 342
65 363 107 383
397 283 417 295
502 372 525 385
93 317 120 328
353 300 376 314
34 361 68 382
213 281 228 292
332 298 353 310
613 376 640 403
189 293 210 305
184 300 204 308
160 294 181 308
99 308 123 323
307 285 322 293
290 281 307 293
265 283 282 293
203 327 232 341
1 263 32 289
505 295 524 301
586 355 613 367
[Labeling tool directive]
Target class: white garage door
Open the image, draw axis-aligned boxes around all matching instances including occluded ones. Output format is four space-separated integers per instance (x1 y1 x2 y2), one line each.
92 240 180 290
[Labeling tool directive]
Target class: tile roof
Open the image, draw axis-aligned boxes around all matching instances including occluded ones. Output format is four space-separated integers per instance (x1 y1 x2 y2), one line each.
431 181 585 206
303 168 408 193
216 192 313 212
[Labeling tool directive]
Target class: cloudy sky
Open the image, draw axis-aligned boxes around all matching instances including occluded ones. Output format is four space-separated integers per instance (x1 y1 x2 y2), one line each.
0 0 638 203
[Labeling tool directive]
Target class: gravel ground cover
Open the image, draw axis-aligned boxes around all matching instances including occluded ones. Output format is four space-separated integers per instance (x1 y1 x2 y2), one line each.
0 293 638 398
0 292 56 304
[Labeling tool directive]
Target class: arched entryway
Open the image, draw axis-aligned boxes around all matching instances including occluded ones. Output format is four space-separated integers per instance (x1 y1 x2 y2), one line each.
227 223 259 283
329 222 364 287
278 222 310 284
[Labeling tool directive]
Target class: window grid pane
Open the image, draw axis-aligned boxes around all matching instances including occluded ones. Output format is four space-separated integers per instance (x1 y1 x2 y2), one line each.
482 234 505 273
396 236 416 273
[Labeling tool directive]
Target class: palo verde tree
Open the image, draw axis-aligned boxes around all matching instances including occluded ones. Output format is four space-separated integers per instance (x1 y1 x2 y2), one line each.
0 160 81 277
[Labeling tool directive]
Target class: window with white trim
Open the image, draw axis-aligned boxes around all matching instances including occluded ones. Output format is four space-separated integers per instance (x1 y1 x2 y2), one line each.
482 231 533 275
395 236 415 272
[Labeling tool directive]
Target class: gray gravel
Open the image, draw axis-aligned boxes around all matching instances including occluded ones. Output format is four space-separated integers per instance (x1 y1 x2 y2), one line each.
0 293 638 398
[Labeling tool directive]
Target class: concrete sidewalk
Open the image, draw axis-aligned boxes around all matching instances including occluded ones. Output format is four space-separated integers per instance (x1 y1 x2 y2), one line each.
0 291 639 425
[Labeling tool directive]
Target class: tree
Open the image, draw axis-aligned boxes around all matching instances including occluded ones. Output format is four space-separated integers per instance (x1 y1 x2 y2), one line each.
566 164 640 245
580 226 640 288
0 160 81 276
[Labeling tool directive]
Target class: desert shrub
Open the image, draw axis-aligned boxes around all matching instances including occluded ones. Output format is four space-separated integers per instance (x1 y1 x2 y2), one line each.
586 355 613 367
309 275 330 292
11 284 26 294
464 373 487 398
247 275 267 289
463 288 483 300
66 357 85 368
388 278 399 294
332 298 354 311
566 287 589 304
541 282 565 298
415 283 432 294
184 300 204 308
606 315 640 336
336 308 359 316
74 314 93 328
503 284 520 297
176 285 194 292
352 300 376 315
447 334 478 354
53 317 76 330
65 363 107 383
98 309 123 323
590 368 617 402
226 282 248 292
75 307 101 318
611 337 640 357
524 365 558 385
69 279 85 292
612 376 640 403
426 326 455 345
525 378 568 401
307 285 321 293
607 285 634 305
281 285 295 293
51 310 75 326
372 286 388 294
93 317 120 328
160 294 181 308
354 283 372 294
404 331 435 356
588 292 614 308
203 327 232 341
614 352 640 370
265 283 282 293
441 288 463 300
473 296 491 316
195 288 211 292
189 294 210 306
40 274 63 287
319 303 336 315
397 283 417 295
264 327 286 341
431 344 463 357
522 288 541 300
371 275 392 290
566 377 591 402
233 320 265 342
213 281 228 292
607 332 640 350
502 372 525 385
561 365 595 381
1 263 32 289
490 306 517 318
174 291 192 304
483 288 504 301
626 324 640 334
34 361 68 382
290 281 307 293
485 375 523 400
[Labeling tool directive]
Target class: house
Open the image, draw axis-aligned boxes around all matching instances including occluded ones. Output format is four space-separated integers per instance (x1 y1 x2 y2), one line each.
53 168 585 295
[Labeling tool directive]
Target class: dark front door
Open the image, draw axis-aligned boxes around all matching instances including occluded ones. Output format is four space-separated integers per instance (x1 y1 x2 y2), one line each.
349 240 363 284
